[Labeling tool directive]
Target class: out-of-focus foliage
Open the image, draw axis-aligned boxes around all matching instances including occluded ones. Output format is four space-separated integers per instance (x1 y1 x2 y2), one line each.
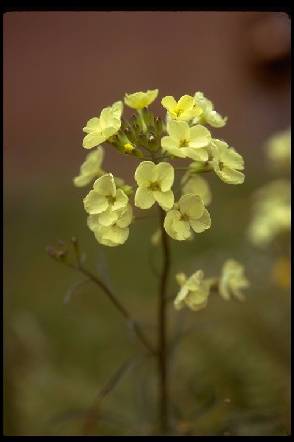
4 165 290 435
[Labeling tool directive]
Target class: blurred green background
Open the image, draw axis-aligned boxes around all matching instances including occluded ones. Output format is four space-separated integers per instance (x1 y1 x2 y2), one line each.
4 11 291 436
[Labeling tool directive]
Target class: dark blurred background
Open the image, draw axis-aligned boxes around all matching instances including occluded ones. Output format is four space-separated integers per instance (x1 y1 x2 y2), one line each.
4 11 291 436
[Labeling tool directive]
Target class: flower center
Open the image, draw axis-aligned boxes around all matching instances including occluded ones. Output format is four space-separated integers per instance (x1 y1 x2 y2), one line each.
180 139 189 147
181 213 189 222
107 195 116 204
149 182 160 191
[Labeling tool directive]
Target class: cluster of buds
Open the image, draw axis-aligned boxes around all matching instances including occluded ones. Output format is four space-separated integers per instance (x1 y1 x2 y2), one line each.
74 89 246 247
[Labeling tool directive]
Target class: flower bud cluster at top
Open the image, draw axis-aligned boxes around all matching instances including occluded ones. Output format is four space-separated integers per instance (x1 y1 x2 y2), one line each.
73 88 246 248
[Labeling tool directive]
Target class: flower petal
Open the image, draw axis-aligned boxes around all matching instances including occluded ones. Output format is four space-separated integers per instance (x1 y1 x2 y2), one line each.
179 194 204 219
161 96 177 113
206 110 227 128
153 190 174 210
94 225 129 247
222 148 244 170
177 95 194 111
174 286 189 310
93 173 116 196
189 125 211 148
83 117 100 133
134 161 155 187
190 208 211 233
83 132 105 149
135 187 155 209
116 205 133 228
164 210 191 241
87 214 100 232
214 166 245 184
167 120 189 141
98 208 119 226
181 147 208 161
112 189 128 211
73 173 94 187
153 162 174 191
83 190 108 214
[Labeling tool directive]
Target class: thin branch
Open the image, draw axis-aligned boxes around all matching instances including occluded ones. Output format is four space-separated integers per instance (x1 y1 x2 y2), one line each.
48 242 156 356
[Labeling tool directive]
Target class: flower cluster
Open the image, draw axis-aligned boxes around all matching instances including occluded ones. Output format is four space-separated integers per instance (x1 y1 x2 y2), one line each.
248 179 291 247
74 89 245 247
248 128 291 248
174 259 250 312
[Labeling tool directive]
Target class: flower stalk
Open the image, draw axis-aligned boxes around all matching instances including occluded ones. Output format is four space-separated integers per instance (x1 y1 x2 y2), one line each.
157 207 171 433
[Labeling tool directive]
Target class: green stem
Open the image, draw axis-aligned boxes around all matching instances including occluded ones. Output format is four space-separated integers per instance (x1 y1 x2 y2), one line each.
157 207 171 433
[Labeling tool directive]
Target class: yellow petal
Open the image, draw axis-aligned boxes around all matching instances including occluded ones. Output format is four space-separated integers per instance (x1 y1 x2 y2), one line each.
161 96 177 113
167 120 189 141
189 208 211 233
73 174 93 187
135 187 155 209
177 95 194 111
116 205 133 228
83 132 105 149
83 190 108 214
153 162 174 191
83 117 100 133
164 210 191 241
189 125 211 148
134 161 155 187
112 189 128 211
153 189 174 210
179 194 204 219
98 208 119 226
93 173 116 196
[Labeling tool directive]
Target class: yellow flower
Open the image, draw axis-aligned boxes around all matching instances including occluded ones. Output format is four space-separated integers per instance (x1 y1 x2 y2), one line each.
181 174 212 206
164 194 211 241
83 173 128 226
219 260 250 301
134 161 174 210
161 95 203 122
82 101 123 149
210 139 245 184
73 146 105 187
174 270 212 311
266 128 291 170
161 120 211 161
124 89 158 109
248 180 291 247
87 204 133 247
193 91 227 128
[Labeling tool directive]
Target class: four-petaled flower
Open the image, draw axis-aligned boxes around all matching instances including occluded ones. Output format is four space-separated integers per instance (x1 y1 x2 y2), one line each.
193 91 227 128
219 260 250 301
161 120 211 161
87 204 133 247
210 139 245 184
164 194 211 241
124 89 158 109
83 173 128 226
73 146 105 187
82 101 123 149
174 270 212 311
161 95 202 122
134 161 174 210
